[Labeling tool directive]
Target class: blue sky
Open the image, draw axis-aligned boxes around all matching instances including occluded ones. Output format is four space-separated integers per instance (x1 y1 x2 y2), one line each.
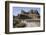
13 7 40 16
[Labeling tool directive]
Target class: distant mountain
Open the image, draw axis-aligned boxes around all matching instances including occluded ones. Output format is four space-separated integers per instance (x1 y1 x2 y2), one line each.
21 9 40 15
21 10 29 14
34 10 40 15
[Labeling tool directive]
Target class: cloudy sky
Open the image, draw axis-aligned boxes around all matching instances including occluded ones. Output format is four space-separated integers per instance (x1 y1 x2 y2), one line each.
13 7 40 16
